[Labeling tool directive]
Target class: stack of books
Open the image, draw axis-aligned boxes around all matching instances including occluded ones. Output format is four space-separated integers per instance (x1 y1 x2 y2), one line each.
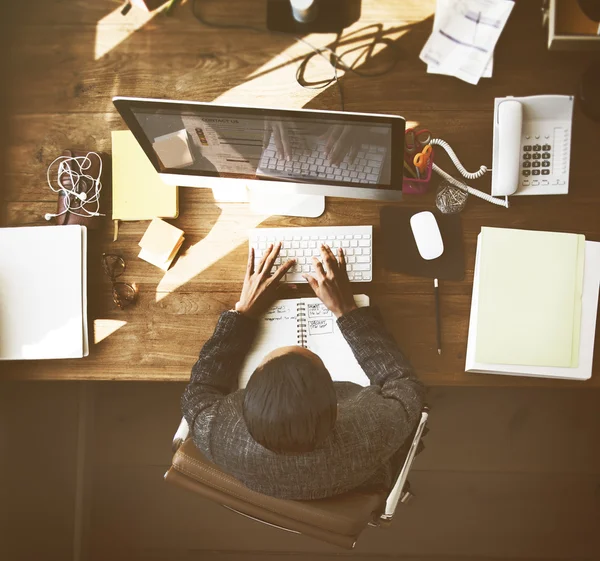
466 227 600 381
138 217 185 271
0 225 89 360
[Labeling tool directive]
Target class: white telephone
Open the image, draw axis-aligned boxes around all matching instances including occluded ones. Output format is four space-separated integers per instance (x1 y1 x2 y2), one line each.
429 94 574 209
491 95 574 197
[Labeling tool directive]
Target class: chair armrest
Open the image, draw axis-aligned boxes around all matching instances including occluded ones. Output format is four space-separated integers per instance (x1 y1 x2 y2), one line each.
172 417 190 452
381 408 429 520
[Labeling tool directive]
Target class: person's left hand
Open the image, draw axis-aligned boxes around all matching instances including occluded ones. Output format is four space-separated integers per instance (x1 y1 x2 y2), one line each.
235 243 295 319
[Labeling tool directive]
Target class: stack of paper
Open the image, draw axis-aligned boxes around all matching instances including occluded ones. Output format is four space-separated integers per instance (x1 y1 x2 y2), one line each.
138 217 184 271
466 227 600 381
420 0 514 85
0 225 89 360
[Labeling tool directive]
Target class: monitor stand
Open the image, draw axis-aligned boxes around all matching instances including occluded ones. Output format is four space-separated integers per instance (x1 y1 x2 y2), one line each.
210 185 325 218
249 191 325 218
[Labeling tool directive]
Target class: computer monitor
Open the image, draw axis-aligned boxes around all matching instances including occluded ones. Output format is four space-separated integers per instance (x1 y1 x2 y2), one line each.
113 97 405 214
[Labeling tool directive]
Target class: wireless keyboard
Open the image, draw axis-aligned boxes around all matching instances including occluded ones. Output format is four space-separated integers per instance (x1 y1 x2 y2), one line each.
249 226 373 283
257 136 386 185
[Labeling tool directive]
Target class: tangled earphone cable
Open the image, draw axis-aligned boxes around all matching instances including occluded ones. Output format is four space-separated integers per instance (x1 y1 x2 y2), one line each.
44 152 105 221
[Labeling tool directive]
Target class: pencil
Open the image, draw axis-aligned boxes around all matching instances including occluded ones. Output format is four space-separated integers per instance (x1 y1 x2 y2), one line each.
434 278 442 355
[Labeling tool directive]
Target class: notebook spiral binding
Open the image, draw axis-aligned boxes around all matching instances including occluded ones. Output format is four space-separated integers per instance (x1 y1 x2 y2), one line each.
296 302 308 348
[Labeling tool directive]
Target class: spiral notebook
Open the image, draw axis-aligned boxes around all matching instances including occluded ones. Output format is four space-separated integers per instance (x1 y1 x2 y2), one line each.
239 295 370 388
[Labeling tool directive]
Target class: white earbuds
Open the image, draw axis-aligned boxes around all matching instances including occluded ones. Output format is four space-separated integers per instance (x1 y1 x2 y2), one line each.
44 152 104 222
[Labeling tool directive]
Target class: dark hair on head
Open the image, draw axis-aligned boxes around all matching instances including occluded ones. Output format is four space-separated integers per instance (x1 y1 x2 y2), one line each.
242 352 337 454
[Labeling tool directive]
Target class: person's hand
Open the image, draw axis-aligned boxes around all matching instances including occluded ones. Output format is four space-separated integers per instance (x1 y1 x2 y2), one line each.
321 125 361 166
302 244 357 319
235 243 295 319
263 121 292 161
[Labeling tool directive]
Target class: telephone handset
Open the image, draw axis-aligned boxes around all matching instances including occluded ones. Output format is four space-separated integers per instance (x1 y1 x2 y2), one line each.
491 95 574 197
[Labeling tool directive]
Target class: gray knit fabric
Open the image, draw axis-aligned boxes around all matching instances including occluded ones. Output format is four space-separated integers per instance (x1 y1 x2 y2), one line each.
181 306 425 500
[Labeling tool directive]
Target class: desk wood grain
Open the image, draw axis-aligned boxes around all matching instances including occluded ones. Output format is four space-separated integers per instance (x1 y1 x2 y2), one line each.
2 0 599 385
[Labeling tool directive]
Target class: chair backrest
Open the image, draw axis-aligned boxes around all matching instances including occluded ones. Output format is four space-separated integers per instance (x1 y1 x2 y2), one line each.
165 408 428 548
165 439 387 549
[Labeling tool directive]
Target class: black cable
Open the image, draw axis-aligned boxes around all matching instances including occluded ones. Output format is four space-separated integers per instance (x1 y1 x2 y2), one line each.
190 0 400 111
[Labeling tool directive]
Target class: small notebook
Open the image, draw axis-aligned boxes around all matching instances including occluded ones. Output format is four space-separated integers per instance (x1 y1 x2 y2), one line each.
239 295 370 388
111 130 178 221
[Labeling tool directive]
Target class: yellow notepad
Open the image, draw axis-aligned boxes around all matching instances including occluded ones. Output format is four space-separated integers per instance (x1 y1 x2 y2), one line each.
111 130 178 221
475 227 585 368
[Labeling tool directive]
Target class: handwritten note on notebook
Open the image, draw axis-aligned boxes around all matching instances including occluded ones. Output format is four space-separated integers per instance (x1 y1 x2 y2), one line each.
475 227 585 367
239 295 370 388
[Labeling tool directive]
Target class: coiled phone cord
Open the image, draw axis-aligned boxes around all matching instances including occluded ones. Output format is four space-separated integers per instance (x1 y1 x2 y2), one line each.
428 138 509 208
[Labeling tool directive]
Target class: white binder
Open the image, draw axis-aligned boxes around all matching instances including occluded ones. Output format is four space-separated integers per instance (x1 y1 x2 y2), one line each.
0 225 88 360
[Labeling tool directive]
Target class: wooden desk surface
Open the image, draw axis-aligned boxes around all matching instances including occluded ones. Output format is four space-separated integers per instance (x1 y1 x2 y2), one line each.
2 0 599 386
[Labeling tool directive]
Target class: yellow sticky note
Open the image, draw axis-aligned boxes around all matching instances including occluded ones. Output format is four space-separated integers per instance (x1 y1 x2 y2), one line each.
475 227 585 367
139 217 184 263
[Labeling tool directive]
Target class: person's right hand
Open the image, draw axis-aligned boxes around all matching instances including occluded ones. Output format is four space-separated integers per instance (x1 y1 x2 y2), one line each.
302 244 357 319
263 121 292 161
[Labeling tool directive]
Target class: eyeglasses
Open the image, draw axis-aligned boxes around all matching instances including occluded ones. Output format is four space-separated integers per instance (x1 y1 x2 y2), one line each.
101 253 138 310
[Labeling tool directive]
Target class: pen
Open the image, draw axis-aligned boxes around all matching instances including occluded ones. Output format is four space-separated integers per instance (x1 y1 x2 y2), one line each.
403 161 416 178
434 278 442 355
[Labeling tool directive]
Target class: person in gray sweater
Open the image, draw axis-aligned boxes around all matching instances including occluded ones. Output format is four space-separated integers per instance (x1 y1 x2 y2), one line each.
181 242 425 500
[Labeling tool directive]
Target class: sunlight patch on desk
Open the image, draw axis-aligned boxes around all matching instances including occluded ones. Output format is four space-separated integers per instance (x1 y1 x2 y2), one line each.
154 204 269 300
215 25 410 107
94 4 167 60
94 319 127 344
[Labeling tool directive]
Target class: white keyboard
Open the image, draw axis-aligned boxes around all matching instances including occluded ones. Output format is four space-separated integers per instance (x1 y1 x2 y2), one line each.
257 137 386 185
249 226 373 283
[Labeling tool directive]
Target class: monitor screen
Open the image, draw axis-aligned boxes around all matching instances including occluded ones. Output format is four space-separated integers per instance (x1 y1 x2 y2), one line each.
114 98 405 193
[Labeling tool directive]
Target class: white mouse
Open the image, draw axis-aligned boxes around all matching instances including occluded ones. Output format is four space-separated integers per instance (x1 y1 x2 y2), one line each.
410 211 444 260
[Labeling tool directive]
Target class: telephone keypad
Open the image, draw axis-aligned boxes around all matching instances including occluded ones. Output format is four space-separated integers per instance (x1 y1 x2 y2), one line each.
521 143 554 185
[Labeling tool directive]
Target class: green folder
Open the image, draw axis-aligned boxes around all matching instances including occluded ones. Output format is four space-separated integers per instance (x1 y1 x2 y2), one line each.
475 227 585 368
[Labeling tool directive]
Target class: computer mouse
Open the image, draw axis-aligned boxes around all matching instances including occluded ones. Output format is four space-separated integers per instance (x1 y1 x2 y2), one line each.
410 211 444 260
